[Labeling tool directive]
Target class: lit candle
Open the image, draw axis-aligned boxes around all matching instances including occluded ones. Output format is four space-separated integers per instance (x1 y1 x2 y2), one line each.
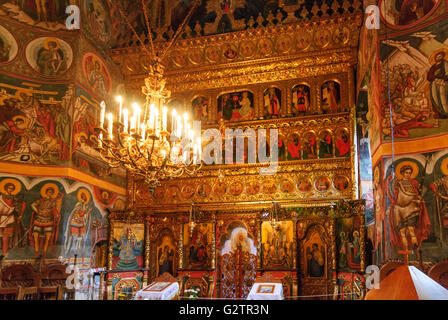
177 115 182 138
116 96 123 123
107 113 113 139
154 108 160 134
99 101 106 129
123 109 129 133
193 143 197 164
149 104 155 131
187 123 191 141
130 115 136 132
162 107 168 131
132 103 140 133
171 109 177 133
197 137 202 163
183 113 188 138
98 133 103 148
141 123 146 140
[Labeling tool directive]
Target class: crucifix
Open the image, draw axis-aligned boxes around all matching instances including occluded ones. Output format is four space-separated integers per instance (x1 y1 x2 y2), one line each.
397 250 413 265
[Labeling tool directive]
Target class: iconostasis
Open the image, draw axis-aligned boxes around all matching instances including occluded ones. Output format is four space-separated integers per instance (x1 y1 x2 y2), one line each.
106 201 366 300
105 11 367 300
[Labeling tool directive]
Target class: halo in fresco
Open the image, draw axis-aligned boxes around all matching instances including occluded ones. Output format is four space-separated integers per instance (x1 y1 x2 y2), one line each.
0 178 21 195
78 188 91 203
0 24 18 64
395 161 419 179
379 0 441 28
40 183 60 199
82 0 111 44
82 52 112 98
25 37 73 77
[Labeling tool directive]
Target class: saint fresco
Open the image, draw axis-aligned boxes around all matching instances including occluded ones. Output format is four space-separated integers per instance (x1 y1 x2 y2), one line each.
0 0 71 31
0 176 109 263
0 24 18 64
380 0 440 27
25 37 73 77
82 53 112 99
83 0 111 44
377 152 448 261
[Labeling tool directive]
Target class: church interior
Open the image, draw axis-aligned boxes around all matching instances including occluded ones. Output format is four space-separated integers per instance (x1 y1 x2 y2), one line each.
0 0 447 301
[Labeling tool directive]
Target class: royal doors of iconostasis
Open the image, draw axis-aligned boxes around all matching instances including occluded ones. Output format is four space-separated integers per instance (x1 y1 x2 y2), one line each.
218 221 257 299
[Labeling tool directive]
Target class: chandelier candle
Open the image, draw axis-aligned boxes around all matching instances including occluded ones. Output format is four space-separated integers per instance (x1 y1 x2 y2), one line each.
99 101 106 129
117 96 123 123
107 113 113 139
123 109 129 133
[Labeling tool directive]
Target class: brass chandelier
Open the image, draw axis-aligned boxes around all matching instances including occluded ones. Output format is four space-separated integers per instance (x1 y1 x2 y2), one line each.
95 0 202 187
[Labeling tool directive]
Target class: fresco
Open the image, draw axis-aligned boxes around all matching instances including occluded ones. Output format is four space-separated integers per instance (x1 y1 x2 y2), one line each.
82 53 112 99
25 37 73 77
379 18 448 141
82 0 112 45
182 222 213 270
0 73 125 186
0 175 110 264
111 223 144 270
0 73 73 165
261 221 294 270
380 0 441 27
0 24 18 64
373 162 388 262
218 91 254 122
0 0 72 31
375 150 448 261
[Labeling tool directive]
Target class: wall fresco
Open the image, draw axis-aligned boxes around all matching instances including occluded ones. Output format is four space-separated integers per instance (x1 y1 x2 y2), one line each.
0 174 123 265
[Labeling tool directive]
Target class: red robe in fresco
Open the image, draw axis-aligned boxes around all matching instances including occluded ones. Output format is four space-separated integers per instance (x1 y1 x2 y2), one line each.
386 176 431 249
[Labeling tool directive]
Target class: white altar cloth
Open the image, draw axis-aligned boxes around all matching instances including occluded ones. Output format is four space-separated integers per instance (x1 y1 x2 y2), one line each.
247 283 284 300
134 281 179 300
